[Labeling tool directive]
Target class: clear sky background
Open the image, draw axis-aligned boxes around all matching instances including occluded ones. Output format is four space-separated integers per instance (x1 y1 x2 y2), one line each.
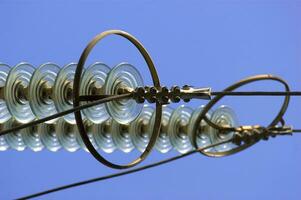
0 0 301 199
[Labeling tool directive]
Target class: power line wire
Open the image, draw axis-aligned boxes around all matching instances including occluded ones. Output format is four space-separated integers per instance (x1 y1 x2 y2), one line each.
16 140 231 200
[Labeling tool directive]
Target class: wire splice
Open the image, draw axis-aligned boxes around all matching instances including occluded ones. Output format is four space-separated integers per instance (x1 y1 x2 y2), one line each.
232 125 293 145
133 85 211 104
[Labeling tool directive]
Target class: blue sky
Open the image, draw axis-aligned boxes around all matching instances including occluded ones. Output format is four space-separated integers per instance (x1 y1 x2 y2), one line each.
0 1 300 199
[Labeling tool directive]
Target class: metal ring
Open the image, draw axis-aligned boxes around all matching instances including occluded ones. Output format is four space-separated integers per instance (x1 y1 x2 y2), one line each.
73 30 162 169
191 74 290 157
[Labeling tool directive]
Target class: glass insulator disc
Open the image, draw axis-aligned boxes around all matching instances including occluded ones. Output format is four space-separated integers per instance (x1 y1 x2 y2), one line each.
105 63 144 124
39 122 61 152
4 119 26 151
53 63 82 124
80 62 110 124
130 104 154 152
23 124 44 152
56 118 80 152
168 105 193 154
187 105 213 151
0 123 9 151
0 63 11 123
209 105 238 152
151 105 174 153
4 63 35 123
29 63 60 124
111 119 134 153
92 119 116 153
76 120 98 152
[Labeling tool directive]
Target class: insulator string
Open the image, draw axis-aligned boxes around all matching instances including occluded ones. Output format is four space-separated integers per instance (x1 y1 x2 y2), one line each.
0 66 299 163
0 93 132 137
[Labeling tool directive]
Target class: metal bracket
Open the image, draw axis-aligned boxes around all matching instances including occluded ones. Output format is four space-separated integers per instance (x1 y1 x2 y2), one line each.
133 85 211 105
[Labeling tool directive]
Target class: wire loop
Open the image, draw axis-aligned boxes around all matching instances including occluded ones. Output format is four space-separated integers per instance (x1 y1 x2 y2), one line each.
191 74 291 157
73 30 162 169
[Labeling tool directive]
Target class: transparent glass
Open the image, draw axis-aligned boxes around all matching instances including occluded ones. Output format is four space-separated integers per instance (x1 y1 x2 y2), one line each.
77 120 98 152
188 105 213 151
0 123 9 151
23 124 44 152
130 104 154 152
92 119 116 153
29 63 60 124
151 105 174 153
209 105 238 152
56 118 80 152
168 105 193 153
111 120 134 153
80 62 110 124
105 63 144 124
0 63 11 123
38 123 61 152
53 63 81 124
4 119 26 151
4 63 35 123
